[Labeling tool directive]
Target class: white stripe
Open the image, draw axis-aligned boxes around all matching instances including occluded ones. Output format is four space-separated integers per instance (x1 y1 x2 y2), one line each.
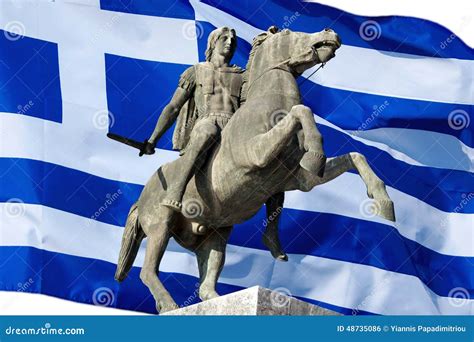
346 127 474 173
1 112 472 257
1 203 472 315
191 0 474 105
317 115 474 173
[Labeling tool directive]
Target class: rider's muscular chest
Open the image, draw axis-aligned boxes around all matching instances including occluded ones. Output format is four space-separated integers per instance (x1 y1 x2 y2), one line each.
196 68 240 114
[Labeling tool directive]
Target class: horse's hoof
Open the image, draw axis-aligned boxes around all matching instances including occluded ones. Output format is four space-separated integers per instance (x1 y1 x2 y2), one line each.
262 236 288 262
300 151 326 177
199 290 219 301
161 199 182 212
276 253 289 262
158 302 179 314
375 199 396 222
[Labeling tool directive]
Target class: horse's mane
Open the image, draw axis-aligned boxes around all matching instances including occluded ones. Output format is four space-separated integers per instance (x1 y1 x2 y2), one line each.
241 28 278 103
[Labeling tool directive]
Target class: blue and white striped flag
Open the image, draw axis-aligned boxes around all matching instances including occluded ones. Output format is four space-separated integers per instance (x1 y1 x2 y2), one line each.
0 0 472 315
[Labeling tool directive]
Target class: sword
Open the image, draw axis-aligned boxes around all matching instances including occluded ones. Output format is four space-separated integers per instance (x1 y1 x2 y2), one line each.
107 133 150 157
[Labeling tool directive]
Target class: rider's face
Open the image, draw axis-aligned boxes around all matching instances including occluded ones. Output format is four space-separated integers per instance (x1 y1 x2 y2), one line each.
214 32 236 60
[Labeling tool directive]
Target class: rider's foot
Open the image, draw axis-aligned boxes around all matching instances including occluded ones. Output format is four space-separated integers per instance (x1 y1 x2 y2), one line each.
161 199 182 212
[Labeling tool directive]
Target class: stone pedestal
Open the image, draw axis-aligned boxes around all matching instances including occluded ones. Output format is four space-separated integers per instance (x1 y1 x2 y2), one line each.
163 286 341 316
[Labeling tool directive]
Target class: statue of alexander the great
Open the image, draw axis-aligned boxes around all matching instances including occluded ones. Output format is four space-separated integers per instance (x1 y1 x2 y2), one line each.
141 27 288 260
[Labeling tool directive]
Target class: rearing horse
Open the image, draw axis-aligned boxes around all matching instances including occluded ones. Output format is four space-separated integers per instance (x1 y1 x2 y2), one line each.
115 27 396 313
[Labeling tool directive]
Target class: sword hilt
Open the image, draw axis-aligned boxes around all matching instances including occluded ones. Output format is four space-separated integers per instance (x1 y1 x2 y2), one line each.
138 139 149 157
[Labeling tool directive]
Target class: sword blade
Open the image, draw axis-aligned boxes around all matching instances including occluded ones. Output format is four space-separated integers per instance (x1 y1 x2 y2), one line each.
107 133 145 150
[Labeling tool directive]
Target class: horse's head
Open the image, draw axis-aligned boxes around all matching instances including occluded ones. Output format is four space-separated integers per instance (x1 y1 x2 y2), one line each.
267 26 340 73
244 26 341 96
286 28 341 73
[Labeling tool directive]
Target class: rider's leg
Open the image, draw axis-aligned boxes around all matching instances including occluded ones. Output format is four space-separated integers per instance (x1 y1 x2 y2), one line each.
162 118 218 211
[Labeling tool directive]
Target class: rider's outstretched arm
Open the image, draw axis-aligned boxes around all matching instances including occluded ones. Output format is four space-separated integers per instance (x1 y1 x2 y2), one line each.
148 87 191 147
142 66 196 155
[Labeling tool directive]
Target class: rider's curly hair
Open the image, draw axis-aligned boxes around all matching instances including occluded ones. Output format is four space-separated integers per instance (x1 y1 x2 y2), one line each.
205 27 237 62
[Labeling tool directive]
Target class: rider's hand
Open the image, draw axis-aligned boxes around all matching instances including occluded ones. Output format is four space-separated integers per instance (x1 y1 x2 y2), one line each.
140 141 156 156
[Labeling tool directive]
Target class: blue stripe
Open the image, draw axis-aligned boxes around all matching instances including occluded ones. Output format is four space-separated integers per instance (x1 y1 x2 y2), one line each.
0 158 472 297
0 31 62 122
0 246 360 315
105 54 191 151
201 0 473 60
300 82 474 148
100 0 195 20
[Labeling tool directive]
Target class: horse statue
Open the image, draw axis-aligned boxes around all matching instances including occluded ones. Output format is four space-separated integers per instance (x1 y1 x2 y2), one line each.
114 27 396 313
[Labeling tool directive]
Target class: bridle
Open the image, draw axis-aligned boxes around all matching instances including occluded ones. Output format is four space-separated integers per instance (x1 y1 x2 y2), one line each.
246 46 326 92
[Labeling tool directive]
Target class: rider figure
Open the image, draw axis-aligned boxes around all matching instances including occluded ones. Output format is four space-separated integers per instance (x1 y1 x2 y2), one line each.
142 27 243 211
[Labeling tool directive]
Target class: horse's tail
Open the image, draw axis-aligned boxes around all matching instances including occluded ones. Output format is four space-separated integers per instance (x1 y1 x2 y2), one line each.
115 203 145 282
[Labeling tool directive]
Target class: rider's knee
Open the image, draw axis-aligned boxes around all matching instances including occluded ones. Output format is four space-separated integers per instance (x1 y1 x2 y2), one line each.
193 121 218 139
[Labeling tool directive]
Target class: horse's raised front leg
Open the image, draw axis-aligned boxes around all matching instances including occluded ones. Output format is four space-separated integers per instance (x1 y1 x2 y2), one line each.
195 226 233 301
292 153 395 221
246 105 325 176
262 192 288 261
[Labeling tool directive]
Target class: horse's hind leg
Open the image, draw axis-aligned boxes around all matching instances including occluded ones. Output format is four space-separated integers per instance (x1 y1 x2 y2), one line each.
195 226 233 301
139 208 178 313
262 192 288 261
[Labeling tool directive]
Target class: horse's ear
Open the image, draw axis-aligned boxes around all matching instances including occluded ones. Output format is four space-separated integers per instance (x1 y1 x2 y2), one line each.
267 26 279 34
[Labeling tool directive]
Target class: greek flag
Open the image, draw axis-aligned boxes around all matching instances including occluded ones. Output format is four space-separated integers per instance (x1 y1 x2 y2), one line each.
0 0 472 315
